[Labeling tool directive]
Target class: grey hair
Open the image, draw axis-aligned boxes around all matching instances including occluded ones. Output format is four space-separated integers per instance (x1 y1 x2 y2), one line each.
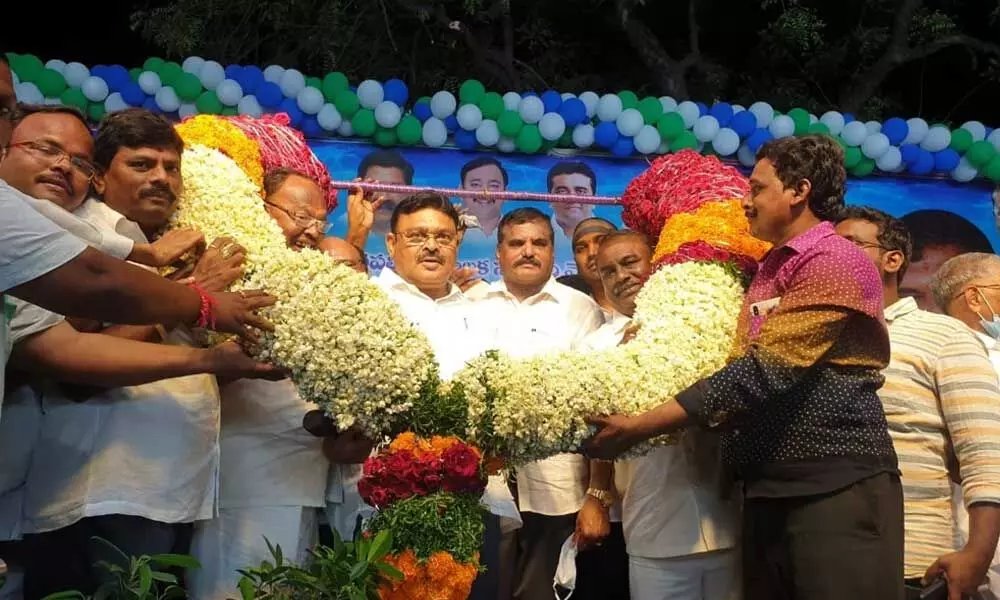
930 252 1000 311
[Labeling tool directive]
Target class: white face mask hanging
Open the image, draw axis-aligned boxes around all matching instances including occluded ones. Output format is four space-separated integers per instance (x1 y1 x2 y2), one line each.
552 535 578 600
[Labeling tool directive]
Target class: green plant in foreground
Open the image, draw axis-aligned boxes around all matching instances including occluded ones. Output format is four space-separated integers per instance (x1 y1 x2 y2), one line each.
366 492 485 565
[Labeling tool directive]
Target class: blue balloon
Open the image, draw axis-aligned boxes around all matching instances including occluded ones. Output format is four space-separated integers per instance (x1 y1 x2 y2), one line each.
383 79 409 106
92 65 108 77
843 113 856 124
709 102 734 127
240 66 264 94
933 148 961 172
142 97 159 112
349 85 358 93
300 116 324 137
256 82 283 108
747 128 773 153
900 144 921 165
225 65 243 80
445 115 459 132
413 102 433 123
279 98 304 127
611 136 634 157
696 102 709 117
987 127 995 138
541 90 563 113
105 65 131 92
120 82 146 106
455 128 478 150
730 110 758 139
909 149 934 175
559 98 587 127
594 121 619 149
882 118 908 145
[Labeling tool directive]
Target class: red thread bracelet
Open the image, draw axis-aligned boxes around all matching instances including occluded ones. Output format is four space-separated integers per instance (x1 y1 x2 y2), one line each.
188 283 218 330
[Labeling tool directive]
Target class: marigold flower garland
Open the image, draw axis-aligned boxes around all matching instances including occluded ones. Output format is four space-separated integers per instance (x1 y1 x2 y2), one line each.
175 115 264 191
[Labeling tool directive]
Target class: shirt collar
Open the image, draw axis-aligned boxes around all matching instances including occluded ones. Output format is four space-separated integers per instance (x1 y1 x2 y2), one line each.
884 296 919 323
76 198 149 244
377 268 465 303
607 310 632 333
975 329 997 351
783 221 836 255
487 277 564 304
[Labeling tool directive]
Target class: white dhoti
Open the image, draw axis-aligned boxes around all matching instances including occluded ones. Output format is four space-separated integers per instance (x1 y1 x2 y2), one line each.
628 550 739 600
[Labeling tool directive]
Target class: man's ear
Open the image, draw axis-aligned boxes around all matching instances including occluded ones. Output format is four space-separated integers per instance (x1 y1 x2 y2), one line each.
386 232 397 262
789 178 813 209
92 171 107 196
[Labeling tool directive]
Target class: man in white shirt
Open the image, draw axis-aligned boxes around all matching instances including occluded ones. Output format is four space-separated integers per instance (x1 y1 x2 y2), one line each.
584 231 738 600
472 207 609 600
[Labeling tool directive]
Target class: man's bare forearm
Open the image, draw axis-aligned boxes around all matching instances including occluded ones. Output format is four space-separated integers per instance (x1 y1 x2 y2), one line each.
966 504 1000 562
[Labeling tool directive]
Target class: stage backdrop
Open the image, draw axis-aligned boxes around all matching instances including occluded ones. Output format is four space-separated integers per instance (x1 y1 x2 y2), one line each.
314 139 999 310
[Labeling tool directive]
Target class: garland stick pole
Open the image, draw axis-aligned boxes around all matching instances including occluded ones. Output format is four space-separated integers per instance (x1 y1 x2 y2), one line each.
327 180 623 206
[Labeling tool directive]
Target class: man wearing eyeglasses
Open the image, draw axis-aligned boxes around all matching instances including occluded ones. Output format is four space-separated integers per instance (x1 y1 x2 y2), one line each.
835 207 1000 600
262 168 328 251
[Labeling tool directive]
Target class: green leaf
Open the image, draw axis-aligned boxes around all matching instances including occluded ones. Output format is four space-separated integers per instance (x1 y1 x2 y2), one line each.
348 587 367 600
367 530 392 562
138 564 153 597
375 562 403 581
150 571 178 584
40 592 87 600
238 576 256 600
150 553 201 570
349 561 369 581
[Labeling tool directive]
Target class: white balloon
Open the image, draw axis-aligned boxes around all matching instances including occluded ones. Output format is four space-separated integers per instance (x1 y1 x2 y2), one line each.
11 72 19 86
518 96 545 124
279 69 306 99
819 111 846 136
737 143 756 167
676 101 700 129
875 146 902 171
841 121 869 146
357 80 384 109
216 79 244 107
422 117 448 147
988 128 1000 152
182 56 206 76
693 115 720 142
43 97 62 106
178 103 198 119
865 120 882 135
456 104 483 131
952 157 979 182
199 61 226 91
749 102 775 127
809 114 819 125
539 112 566 141
634 125 662 154
617 108 644 137
374 100 402 127
769 115 796 139
904 118 929 145
658 141 670 154
476 120 500 147
578 91 599 118
497 136 517 153
337 120 354 137
63 62 90 88
596 94 623 122
262 65 285 84
920 126 952 152
81 77 109 102
659 96 678 113
104 92 129 113
237 95 263 118
431 91 457 120
861 133 890 160
502 92 522 111
962 121 987 142
138 71 162 95
712 128 740 156
561 93 577 101
155 87 181 113
572 124 595 148
297 86 325 115
44 59 67 74
732 104 746 114
317 104 342 131
15 83 42 104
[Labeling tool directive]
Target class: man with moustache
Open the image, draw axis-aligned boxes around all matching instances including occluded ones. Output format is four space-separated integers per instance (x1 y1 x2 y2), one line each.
557 218 619 316
584 136 904 600
459 157 508 237
547 162 597 240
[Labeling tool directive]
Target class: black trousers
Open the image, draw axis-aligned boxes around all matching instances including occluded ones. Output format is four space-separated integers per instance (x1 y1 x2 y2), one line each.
742 472 905 600
22 514 191 600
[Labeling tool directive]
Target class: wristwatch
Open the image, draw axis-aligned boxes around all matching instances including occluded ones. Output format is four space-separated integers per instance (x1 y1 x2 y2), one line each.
586 487 614 509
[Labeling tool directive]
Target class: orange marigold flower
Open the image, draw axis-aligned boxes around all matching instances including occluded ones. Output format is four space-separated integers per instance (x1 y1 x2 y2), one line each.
652 199 771 264
175 115 264 192
389 432 420 454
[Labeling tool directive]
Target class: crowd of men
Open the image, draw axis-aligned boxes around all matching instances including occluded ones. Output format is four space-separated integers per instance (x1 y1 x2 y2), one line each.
3 47 1000 600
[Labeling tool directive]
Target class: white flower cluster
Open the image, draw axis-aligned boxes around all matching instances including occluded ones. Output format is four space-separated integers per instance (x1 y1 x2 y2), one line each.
449 261 744 465
173 144 438 437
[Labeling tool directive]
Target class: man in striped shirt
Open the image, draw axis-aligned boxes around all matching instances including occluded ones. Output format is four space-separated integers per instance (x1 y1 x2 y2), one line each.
836 207 1000 600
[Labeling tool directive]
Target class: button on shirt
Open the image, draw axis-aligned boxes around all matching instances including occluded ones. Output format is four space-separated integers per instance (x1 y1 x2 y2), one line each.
675 221 898 498
477 278 603 517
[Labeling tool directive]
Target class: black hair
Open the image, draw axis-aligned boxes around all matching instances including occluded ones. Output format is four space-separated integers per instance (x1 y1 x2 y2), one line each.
837 205 913 281
93 108 183 171
390 191 461 232
460 157 509 187
357 149 414 184
756 134 845 222
263 167 315 197
12 103 89 131
556 273 593 296
597 229 652 251
0 52 9 67
497 207 555 245
547 161 597 194
901 209 994 260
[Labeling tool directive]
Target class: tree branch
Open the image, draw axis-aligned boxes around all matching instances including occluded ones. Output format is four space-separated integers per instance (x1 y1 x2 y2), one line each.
904 34 1000 62
613 0 696 96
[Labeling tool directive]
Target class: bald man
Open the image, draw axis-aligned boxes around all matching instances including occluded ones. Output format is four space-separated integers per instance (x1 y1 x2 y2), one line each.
318 237 367 275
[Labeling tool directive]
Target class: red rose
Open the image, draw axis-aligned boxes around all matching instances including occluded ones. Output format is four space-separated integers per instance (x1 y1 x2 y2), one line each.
367 486 390 507
442 445 481 480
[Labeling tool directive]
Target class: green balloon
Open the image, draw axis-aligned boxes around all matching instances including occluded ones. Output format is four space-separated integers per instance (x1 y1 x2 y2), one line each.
788 107 810 135
417 96 432 106
175 73 203 102
541 137 558 152
60 88 88 111
334 90 360 118
351 108 377 137
478 92 504 121
396 115 422 145
35 68 67 97
143 57 165 73
515 124 543 153
985 156 1000 183
195 91 223 114
949 128 974 153
808 122 830 136
619 90 639 110
306 76 322 89
843 146 863 169
638 97 663 125
967 140 997 168
160 62 184 87
656 112 685 140
375 127 398 147
669 131 698 152
459 79 486 105
558 129 574 147
498 110 523 137
322 72 349 101
16 54 44 83
129 68 142 82
850 157 876 177
221 106 238 116
87 102 106 122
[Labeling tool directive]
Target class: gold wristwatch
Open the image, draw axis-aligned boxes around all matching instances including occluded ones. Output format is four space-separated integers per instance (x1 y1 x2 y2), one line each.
586 487 614 509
